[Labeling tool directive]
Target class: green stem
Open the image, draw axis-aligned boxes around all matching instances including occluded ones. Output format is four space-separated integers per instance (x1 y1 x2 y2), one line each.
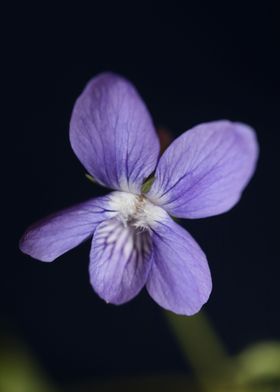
165 311 232 391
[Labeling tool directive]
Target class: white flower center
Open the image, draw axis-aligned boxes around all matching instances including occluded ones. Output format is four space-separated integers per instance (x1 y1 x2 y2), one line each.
108 191 166 230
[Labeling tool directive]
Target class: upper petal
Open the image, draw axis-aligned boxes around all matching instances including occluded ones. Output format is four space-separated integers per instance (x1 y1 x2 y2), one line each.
19 195 113 262
89 218 152 304
147 120 259 218
70 73 160 193
146 214 212 315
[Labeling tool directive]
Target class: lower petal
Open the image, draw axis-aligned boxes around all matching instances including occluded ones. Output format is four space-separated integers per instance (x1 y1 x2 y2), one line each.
89 218 152 304
146 215 212 315
19 195 113 262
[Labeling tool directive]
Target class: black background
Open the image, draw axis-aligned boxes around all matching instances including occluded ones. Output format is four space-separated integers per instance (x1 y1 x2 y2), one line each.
3 2 280 388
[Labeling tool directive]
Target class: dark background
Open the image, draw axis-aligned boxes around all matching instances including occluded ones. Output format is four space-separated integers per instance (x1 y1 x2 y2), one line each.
3 2 280 389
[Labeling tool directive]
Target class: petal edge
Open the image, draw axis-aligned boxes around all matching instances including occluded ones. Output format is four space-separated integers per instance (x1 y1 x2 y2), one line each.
70 73 160 193
19 195 113 262
146 215 212 315
147 120 259 218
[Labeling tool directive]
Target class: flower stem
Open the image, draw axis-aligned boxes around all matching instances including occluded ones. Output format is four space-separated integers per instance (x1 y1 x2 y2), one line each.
165 311 232 391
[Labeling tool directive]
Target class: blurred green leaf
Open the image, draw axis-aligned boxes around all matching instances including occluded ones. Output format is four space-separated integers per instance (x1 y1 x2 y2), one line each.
0 335 58 392
234 341 280 391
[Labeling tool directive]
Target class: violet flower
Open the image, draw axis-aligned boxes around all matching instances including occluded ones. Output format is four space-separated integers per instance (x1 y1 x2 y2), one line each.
20 73 258 315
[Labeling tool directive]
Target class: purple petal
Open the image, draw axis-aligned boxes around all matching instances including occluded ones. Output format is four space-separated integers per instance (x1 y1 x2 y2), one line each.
147 120 259 218
146 215 212 315
70 73 160 193
19 195 113 262
89 218 152 304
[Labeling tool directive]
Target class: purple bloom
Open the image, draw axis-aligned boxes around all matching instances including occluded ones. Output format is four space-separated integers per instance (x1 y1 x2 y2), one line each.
19 73 258 315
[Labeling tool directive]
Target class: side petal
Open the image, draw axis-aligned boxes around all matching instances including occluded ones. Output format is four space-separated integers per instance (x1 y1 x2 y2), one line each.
146 213 212 315
70 73 160 193
19 195 114 262
147 120 259 218
89 218 152 304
